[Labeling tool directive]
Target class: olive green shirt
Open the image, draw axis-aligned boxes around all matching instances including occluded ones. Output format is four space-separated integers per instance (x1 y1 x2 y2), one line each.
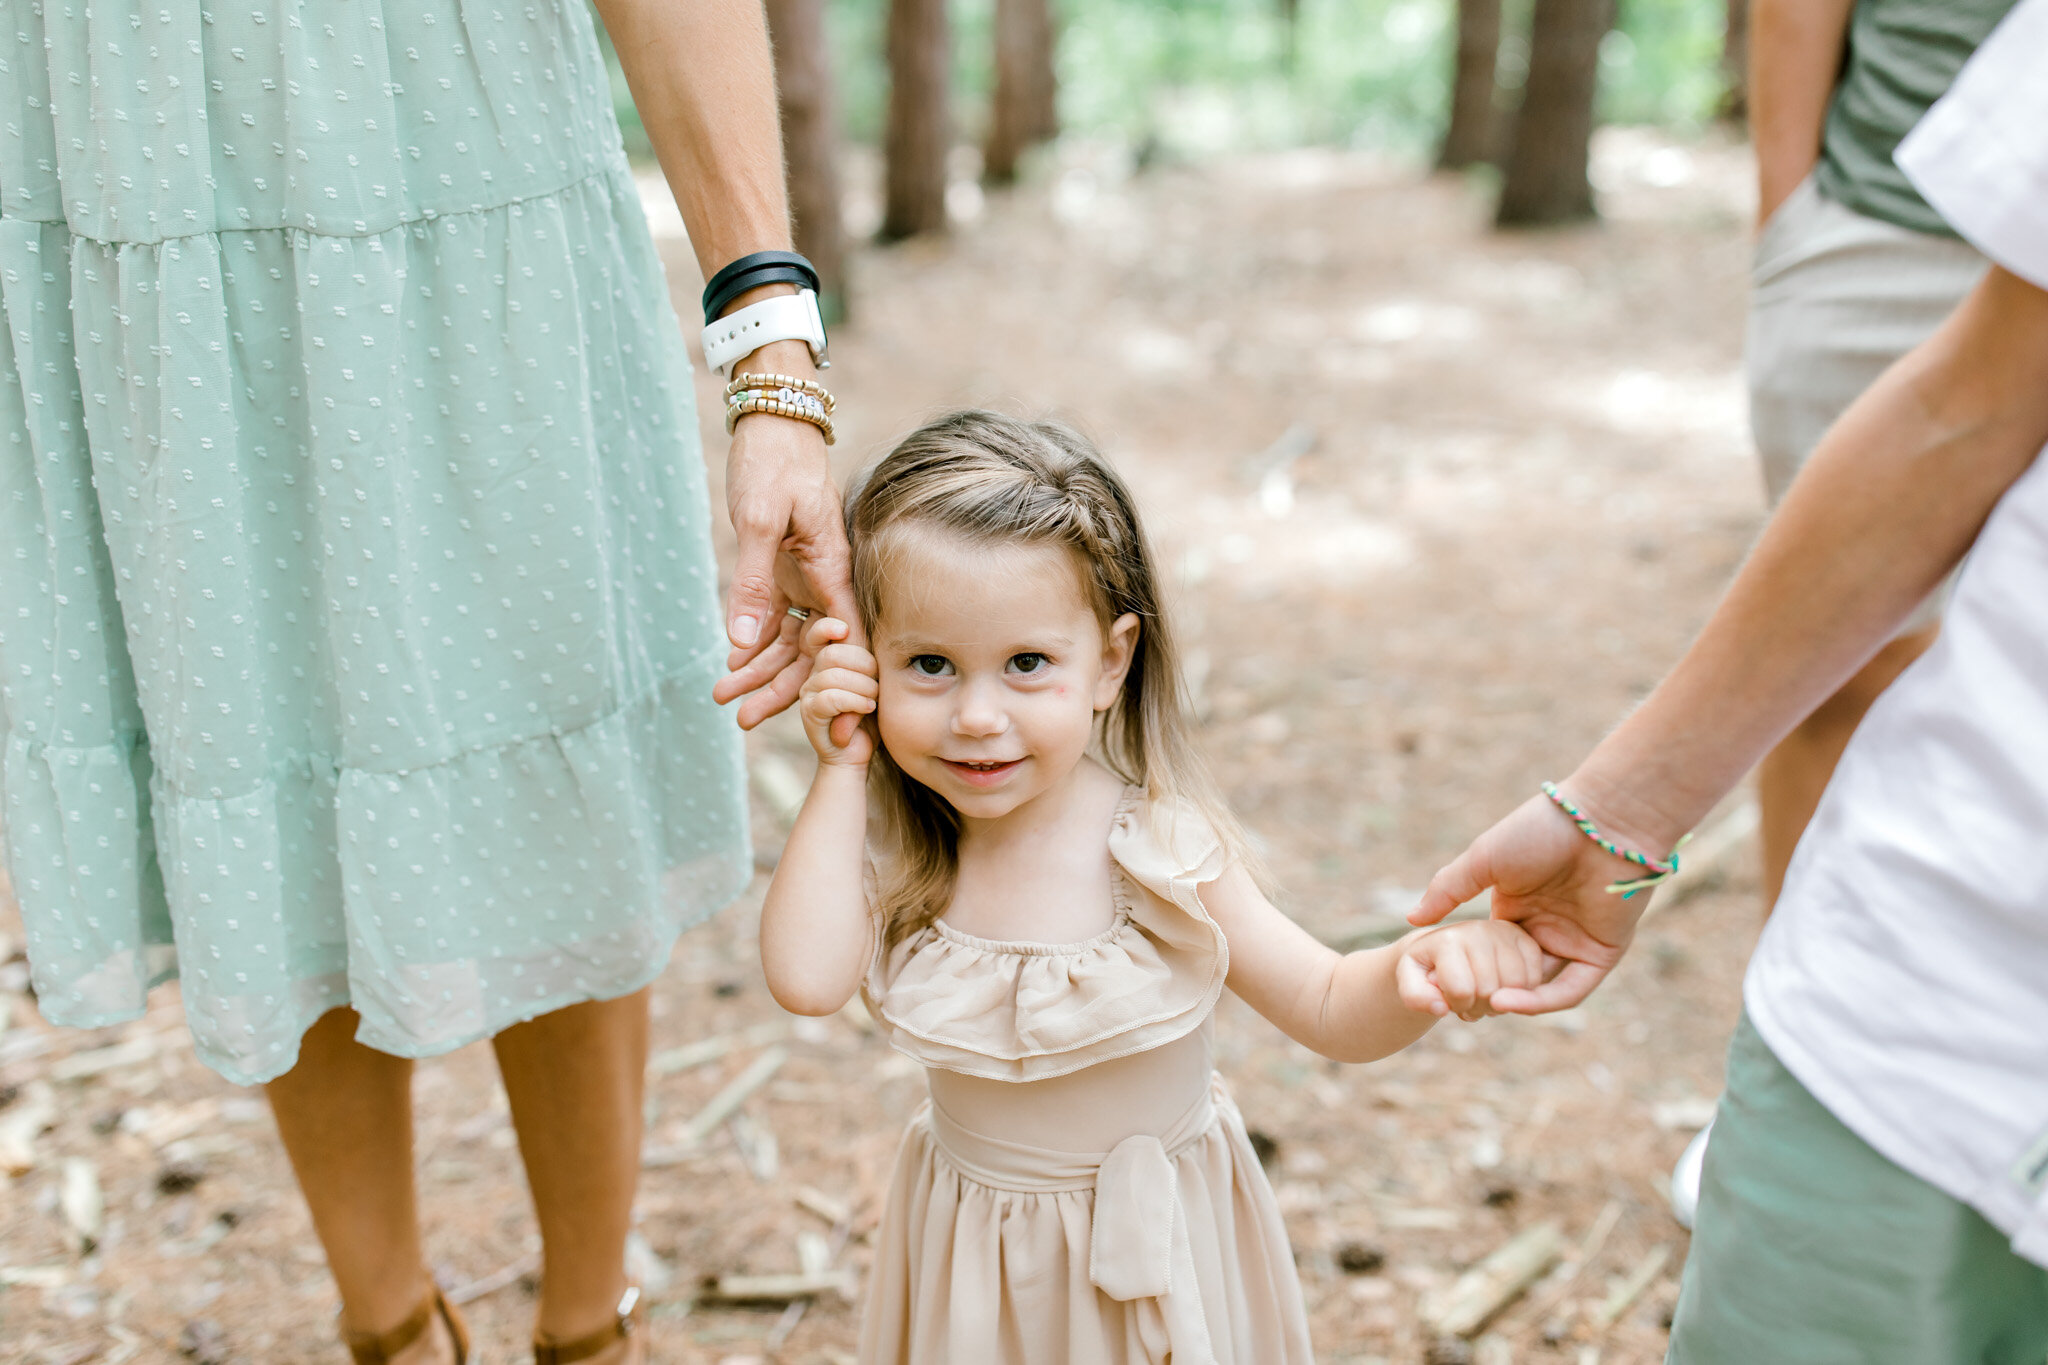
1816 0 2017 236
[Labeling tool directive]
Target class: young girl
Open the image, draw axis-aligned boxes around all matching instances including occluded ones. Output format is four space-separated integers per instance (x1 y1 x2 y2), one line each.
761 411 1554 1364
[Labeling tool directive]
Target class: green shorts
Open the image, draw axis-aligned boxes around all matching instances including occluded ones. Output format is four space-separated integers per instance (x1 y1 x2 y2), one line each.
1668 1013 2048 1364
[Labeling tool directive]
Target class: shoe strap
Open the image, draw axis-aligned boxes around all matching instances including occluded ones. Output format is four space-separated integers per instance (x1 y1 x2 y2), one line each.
533 1286 642 1365
345 1286 470 1365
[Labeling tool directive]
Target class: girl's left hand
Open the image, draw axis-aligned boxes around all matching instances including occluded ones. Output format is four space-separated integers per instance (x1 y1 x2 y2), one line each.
1396 920 1560 1022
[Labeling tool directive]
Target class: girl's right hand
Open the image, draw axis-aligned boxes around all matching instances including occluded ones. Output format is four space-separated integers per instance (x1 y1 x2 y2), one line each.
797 617 878 766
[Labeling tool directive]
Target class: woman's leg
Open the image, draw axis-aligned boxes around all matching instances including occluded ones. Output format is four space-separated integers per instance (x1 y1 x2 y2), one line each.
266 1007 456 1364
493 988 651 1360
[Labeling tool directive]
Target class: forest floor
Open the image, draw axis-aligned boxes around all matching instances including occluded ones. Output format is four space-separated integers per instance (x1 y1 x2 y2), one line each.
3 128 1771 1365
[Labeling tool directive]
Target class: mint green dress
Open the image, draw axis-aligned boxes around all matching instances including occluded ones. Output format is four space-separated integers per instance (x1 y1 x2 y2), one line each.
0 2 750 1084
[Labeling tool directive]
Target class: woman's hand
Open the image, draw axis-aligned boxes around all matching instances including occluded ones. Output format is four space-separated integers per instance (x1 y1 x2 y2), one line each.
797 617 877 765
711 399 858 729
1407 788 1654 1015
1395 917 1562 1021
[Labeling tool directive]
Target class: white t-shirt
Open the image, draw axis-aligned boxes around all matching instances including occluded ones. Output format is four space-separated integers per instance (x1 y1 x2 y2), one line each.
1744 0 2048 1266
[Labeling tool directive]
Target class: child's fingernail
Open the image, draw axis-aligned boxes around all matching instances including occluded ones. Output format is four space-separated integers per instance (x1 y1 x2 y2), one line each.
732 614 760 646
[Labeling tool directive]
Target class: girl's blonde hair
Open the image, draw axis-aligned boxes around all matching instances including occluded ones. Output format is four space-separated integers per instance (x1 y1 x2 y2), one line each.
846 409 1253 945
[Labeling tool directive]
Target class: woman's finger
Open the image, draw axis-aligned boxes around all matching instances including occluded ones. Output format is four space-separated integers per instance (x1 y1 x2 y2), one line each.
1411 844 1493 926
1491 959 1611 1014
735 658 809 730
715 634 802 704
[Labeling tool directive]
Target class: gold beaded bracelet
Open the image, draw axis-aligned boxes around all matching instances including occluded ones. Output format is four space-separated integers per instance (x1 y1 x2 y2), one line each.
725 394 836 444
724 372 835 414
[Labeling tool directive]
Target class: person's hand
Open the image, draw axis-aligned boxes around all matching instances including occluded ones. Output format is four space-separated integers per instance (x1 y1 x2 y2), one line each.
712 408 857 730
1407 789 1657 1014
1395 919 1561 1021
796 617 877 767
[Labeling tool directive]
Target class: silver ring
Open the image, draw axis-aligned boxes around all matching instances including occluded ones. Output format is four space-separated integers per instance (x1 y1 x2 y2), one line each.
786 606 813 622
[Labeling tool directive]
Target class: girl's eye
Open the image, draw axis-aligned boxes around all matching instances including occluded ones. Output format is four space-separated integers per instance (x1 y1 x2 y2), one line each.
909 655 952 677
1009 652 1049 675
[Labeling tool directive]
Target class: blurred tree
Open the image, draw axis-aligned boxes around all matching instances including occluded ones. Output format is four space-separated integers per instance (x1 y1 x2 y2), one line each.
1495 0 1613 225
766 0 849 319
1437 0 1503 168
883 0 952 238
1718 0 1749 121
985 0 1058 183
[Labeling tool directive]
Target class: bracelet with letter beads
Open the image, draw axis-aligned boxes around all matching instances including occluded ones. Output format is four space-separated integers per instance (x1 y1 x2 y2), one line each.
724 386 830 425
724 372 835 412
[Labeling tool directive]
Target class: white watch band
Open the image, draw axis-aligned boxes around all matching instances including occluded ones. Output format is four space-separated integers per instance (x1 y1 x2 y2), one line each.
701 289 829 375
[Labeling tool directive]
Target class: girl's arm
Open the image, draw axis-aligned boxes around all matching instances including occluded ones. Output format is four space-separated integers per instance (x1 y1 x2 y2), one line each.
1204 867 1548 1063
759 620 879 1016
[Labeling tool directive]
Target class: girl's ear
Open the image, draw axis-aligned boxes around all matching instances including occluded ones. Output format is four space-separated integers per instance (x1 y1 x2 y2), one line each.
1093 613 1141 711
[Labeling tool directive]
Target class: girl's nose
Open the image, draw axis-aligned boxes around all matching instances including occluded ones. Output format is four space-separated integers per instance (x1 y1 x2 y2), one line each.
950 677 1008 738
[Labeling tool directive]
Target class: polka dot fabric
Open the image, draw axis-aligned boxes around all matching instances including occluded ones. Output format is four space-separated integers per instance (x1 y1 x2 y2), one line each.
0 1 750 1084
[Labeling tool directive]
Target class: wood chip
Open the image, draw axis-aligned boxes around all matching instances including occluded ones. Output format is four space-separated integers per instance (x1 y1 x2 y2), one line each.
1423 1220 1563 1338
0 1080 56 1174
1591 1243 1670 1329
677 1046 788 1149
60 1157 103 1250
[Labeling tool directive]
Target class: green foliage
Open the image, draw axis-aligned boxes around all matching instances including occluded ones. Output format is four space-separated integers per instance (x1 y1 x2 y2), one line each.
599 0 1733 163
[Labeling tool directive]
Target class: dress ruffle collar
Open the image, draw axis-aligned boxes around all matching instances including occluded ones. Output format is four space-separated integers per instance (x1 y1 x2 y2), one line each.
863 790 1230 1082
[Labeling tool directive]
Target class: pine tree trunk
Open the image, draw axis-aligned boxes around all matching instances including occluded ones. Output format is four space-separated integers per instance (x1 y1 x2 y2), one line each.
765 0 849 320
984 0 1057 184
882 0 952 240
1495 0 1613 227
1719 0 1750 123
1437 0 1503 169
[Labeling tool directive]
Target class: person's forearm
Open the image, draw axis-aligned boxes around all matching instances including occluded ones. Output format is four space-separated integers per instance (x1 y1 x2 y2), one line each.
1572 269 2048 852
760 763 875 1015
592 0 816 377
1750 0 1855 225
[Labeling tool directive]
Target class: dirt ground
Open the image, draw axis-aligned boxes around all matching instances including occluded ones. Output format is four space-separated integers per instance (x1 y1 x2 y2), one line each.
2 129 1772 1365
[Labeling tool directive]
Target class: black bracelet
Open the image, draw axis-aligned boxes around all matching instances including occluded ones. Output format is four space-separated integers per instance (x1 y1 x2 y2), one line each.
701 250 821 324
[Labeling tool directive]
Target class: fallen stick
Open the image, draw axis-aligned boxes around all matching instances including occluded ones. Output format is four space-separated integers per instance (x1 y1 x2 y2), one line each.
1646 799 1758 914
1591 1244 1670 1329
678 1046 789 1150
1524 1199 1622 1323
49 1035 157 1081
649 1022 787 1077
697 1270 855 1304
1423 1221 1564 1338
446 1253 541 1306
765 1220 857 1348
794 1186 852 1227
728 1110 780 1183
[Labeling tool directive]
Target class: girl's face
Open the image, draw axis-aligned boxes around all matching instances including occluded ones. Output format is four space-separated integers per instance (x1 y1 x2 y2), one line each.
871 529 1138 824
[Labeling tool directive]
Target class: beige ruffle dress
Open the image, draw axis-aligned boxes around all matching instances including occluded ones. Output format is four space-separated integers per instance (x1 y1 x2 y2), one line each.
858 795 1316 1364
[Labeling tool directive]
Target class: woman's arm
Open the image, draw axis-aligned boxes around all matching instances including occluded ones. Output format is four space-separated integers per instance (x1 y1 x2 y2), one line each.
1413 266 2048 1012
591 0 858 724
760 621 881 1015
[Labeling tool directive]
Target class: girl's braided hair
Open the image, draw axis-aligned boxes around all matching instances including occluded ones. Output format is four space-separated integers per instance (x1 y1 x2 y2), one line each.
846 409 1255 946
